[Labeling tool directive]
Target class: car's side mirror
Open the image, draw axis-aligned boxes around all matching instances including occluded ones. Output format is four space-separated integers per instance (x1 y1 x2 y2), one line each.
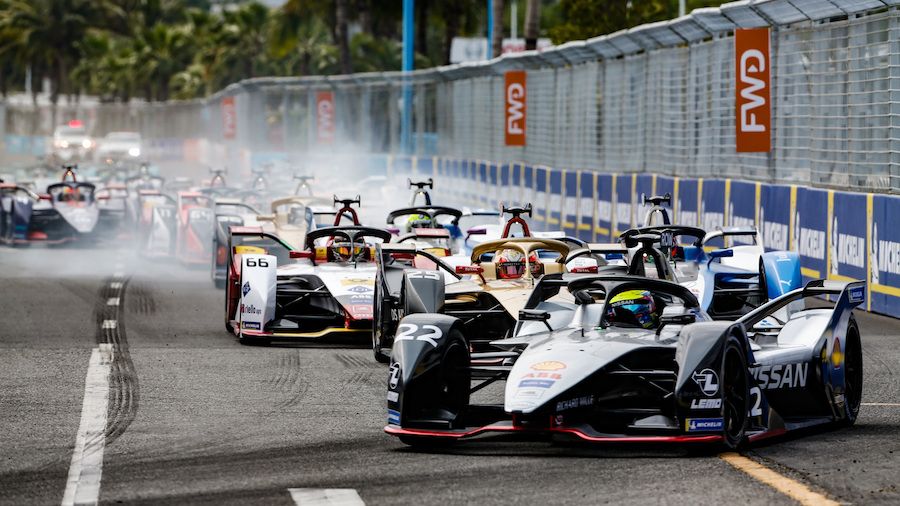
656 313 696 335
456 265 484 275
519 309 553 331
466 227 487 236
289 250 313 259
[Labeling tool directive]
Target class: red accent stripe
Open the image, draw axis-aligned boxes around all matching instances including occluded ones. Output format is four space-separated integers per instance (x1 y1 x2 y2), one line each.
384 424 723 443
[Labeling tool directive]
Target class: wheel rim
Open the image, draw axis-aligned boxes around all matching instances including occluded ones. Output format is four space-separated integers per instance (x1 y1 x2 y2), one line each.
722 345 748 444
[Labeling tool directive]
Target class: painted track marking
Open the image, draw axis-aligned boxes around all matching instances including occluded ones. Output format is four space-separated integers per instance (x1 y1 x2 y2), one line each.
288 488 365 505
862 402 900 407
719 453 839 506
106 297 119 306
61 344 113 506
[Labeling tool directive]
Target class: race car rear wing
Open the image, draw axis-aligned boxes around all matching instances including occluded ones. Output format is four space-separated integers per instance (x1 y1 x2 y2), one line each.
701 226 759 246
738 279 866 329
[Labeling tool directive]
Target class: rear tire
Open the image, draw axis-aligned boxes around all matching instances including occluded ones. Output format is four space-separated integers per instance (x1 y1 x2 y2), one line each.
721 335 750 450
841 319 863 426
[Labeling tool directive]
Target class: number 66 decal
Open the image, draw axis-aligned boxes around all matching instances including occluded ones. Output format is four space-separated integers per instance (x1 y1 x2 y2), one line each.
395 323 443 347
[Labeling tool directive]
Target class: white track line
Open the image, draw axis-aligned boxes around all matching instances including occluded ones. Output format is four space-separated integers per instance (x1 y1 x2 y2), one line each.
62 344 113 506
106 298 119 306
288 488 365 506
101 320 117 330
862 402 900 407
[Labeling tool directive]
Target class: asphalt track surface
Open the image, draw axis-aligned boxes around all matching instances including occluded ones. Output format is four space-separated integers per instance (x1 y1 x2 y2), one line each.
2 231 899 505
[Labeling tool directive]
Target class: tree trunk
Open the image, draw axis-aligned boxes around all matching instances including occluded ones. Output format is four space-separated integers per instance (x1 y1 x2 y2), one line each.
335 0 352 74
491 0 504 58
443 2 462 65
416 0 429 61
524 0 540 50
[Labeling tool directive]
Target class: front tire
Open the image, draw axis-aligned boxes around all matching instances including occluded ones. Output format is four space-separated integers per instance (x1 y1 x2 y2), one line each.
721 335 750 450
372 279 391 363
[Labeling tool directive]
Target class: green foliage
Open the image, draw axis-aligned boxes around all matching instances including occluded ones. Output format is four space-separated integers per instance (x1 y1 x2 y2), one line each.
0 0 730 102
548 0 728 44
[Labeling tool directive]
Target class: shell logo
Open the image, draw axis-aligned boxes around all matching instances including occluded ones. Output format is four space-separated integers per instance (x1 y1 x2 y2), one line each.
531 361 566 371
831 337 843 369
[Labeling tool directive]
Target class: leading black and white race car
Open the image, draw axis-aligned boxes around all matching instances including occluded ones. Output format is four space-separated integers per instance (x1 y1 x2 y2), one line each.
384 273 864 449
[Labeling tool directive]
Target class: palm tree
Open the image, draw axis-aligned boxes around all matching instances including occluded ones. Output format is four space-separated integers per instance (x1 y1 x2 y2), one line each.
0 0 121 104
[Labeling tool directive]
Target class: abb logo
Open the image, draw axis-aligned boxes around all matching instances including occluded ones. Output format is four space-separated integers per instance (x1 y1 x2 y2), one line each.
221 97 236 139
316 91 334 145
735 28 771 152
505 70 526 146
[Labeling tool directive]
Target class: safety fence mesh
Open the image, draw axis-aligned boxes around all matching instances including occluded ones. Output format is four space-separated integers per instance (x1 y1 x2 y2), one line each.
3 2 899 192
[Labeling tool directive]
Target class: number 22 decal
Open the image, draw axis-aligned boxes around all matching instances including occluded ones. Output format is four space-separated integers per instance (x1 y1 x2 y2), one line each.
749 386 762 417
395 323 443 347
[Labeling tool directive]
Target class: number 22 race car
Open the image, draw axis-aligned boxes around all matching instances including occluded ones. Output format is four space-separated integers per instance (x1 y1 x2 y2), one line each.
384 273 864 449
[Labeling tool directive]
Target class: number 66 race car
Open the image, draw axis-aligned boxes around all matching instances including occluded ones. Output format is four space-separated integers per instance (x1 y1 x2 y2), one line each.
384 273 864 449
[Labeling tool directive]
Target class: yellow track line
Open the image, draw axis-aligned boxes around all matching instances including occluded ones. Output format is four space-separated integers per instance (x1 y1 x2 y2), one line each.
719 453 839 506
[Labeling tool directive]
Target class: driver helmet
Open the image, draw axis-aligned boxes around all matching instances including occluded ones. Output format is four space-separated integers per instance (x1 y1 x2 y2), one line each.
331 240 364 262
606 289 659 329
495 248 542 279
405 213 432 233
61 186 76 201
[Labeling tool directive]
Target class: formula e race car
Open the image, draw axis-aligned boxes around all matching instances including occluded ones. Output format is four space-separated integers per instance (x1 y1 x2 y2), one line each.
408 179 434 206
371 227 577 361
386 205 464 254
257 195 335 250
225 224 393 345
0 166 104 245
384 273 865 449
621 195 802 319
212 199 262 288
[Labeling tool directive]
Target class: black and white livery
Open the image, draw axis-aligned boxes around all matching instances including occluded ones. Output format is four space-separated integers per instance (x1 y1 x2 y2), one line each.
384 273 864 448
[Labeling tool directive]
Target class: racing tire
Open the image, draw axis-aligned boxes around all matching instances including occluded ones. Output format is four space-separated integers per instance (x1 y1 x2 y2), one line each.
758 258 769 301
841 318 863 426
214 277 227 290
721 334 750 450
372 280 391 364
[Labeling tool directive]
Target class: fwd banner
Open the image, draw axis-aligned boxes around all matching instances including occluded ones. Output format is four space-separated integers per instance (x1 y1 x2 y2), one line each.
316 91 335 145
505 71 527 146
735 28 771 153
221 96 236 139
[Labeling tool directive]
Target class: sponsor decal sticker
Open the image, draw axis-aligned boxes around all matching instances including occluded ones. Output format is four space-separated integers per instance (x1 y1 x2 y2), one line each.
347 285 373 293
686 417 724 432
530 361 566 371
831 338 843 369
751 362 809 389
241 321 261 330
240 304 262 316
556 395 594 412
515 388 544 399
519 379 555 389
691 368 720 396
341 278 373 286
691 398 722 410
504 70 527 146
389 362 401 390
387 409 400 425
387 391 399 402
849 286 865 304
242 281 251 296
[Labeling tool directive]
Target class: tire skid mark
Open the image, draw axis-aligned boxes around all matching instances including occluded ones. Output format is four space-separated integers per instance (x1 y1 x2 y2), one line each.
94 275 139 444
335 353 378 369
265 351 309 410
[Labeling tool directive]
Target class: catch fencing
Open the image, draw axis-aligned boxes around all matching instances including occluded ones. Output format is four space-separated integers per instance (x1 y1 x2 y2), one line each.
4 0 900 193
